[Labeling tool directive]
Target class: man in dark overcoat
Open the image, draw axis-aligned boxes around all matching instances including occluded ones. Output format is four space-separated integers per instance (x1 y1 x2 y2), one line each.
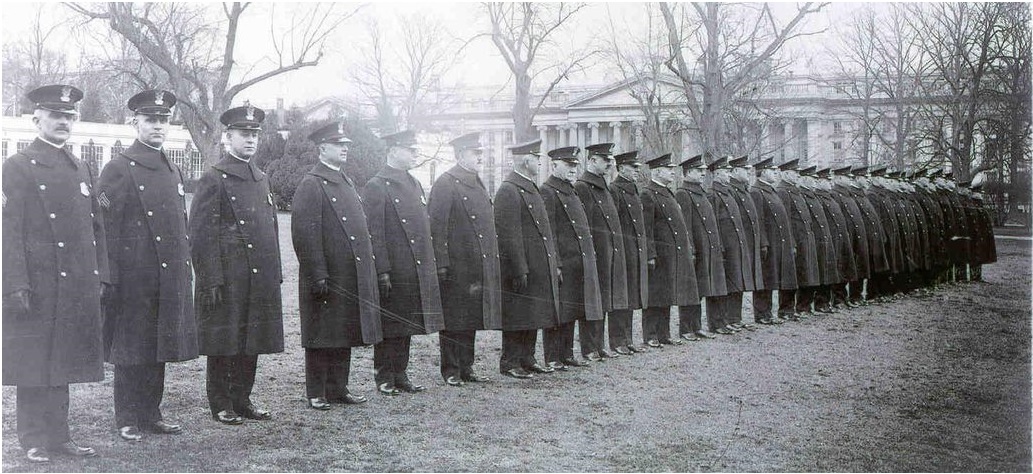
190 103 283 425
675 155 724 340
749 157 797 325
848 166 889 299
428 132 501 386
775 159 820 320
641 154 699 345
3 85 108 462
794 166 838 314
540 146 602 370
813 168 855 312
727 156 762 329
291 122 382 410
864 166 905 301
575 143 630 361
98 90 198 441
707 156 752 335
362 130 445 395
493 139 561 379
830 166 872 307
609 151 649 354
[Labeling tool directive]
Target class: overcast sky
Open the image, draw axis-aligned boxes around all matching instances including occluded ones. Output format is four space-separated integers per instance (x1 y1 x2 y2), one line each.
2 2 863 109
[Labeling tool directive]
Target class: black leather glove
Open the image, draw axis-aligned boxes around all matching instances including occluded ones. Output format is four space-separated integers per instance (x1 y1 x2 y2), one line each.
437 266 450 282
378 273 392 299
7 289 31 320
312 279 330 301
512 274 528 292
557 269 564 286
202 285 223 310
101 282 115 299
648 259 656 271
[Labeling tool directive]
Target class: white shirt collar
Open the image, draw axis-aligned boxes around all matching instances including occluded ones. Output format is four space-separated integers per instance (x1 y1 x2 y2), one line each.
514 169 534 183
228 151 250 163
320 159 340 171
137 139 162 151
38 137 65 149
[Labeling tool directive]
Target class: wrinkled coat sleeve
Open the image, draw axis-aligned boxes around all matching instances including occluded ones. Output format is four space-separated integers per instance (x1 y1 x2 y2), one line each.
88 164 110 285
494 185 528 277
641 190 658 261
427 179 453 270
97 160 129 286
2 159 30 295
291 178 328 286
188 171 224 289
361 179 392 276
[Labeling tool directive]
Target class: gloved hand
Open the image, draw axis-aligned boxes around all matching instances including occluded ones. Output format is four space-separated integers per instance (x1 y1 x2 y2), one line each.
437 266 450 282
378 273 392 299
648 259 656 271
6 289 31 320
512 274 528 292
557 269 564 286
312 279 330 301
202 285 223 309
101 282 115 300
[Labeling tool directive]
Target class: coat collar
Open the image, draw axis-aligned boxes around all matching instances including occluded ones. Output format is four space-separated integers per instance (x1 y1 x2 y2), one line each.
613 175 638 193
648 180 674 197
544 175 575 195
309 161 346 184
578 170 607 190
679 181 705 195
213 154 262 181
443 165 484 190
504 171 539 193
23 138 79 169
121 140 171 170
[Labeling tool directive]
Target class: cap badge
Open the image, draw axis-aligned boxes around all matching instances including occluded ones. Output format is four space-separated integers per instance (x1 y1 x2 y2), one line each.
154 91 164 106
245 101 255 121
60 86 72 103
338 122 345 135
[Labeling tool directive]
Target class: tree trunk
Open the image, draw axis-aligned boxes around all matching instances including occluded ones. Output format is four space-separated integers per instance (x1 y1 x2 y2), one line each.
512 70 534 142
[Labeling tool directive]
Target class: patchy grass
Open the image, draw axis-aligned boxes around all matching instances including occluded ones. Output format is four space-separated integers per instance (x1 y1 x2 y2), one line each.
2 215 1029 472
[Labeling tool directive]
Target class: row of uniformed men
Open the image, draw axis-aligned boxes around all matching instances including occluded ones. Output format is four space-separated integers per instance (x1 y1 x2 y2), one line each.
1 83 997 464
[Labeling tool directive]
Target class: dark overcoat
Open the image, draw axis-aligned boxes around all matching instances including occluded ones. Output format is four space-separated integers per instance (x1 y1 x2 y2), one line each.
816 188 857 282
642 181 698 306
867 187 905 274
609 176 649 309
98 140 198 365
3 139 109 386
968 197 997 265
427 165 502 331
575 171 629 312
541 176 603 323
914 188 947 268
799 186 840 285
291 162 382 348
942 190 971 265
709 182 754 293
730 181 764 290
493 172 561 330
846 185 888 275
189 155 284 356
362 165 445 337
892 190 921 272
676 182 726 297
830 184 871 280
777 183 821 287
751 181 798 291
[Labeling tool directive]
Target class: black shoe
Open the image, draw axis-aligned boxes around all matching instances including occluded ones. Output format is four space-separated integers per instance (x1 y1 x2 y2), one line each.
25 447 50 463
715 327 734 335
396 381 427 393
680 333 700 342
339 393 368 404
378 383 400 396
627 344 646 353
695 330 717 339
599 349 620 359
461 373 491 383
614 346 633 356
547 361 569 371
238 405 272 420
562 357 589 367
144 420 182 435
445 376 465 387
213 410 244 425
742 323 758 331
308 397 331 410
525 363 554 374
51 441 97 458
758 318 774 325
501 368 533 379
118 426 142 442
646 339 663 348
659 338 684 346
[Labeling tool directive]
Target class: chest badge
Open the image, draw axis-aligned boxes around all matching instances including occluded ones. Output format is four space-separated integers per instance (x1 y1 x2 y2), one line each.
178 182 185 196
80 182 90 197
420 194 427 206
268 193 274 206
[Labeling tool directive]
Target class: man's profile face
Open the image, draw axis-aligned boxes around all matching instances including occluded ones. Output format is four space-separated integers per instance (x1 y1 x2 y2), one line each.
320 142 349 168
551 160 578 182
586 155 609 174
134 114 169 148
458 149 483 173
618 163 641 182
226 129 260 158
34 110 76 144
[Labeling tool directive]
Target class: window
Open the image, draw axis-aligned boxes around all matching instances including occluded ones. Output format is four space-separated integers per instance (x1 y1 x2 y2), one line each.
80 140 103 176
17 141 32 153
833 121 843 134
833 141 842 150
2 140 7 160
111 140 125 158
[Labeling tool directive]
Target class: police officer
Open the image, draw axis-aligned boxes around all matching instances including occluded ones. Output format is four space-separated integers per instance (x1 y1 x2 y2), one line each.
749 157 797 325
727 155 762 330
775 159 820 321
540 146 602 370
428 132 501 387
190 102 283 425
707 156 751 335
3 84 106 462
362 130 445 395
675 154 723 340
493 139 562 378
291 122 382 410
98 90 198 440
575 143 629 360
609 151 649 354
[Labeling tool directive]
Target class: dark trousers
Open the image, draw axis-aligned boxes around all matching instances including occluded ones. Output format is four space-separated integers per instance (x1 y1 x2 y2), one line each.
206 355 259 415
710 292 743 329
608 309 634 348
754 289 773 321
796 286 815 312
814 285 833 309
778 289 796 317
439 330 476 379
643 306 672 341
580 317 606 356
374 336 411 386
831 282 849 306
16 385 71 449
305 347 352 399
678 304 703 335
500 329 538 371
114 363 166 427
543 321 576 363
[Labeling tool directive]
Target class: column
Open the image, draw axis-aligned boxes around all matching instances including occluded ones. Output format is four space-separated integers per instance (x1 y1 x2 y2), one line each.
538 125 550 178
575 123 587 152
631 121 645 151
806 118 823 167
612 121 624 150
785 120 797 165
588 122 600 145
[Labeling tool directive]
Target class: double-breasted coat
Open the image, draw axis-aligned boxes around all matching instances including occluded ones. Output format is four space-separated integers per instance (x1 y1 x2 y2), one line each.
291 162 382 348
3 138 109 386
427 165 502 331
493 172 561 331
709 182 755 293
867 186 905 274
362 166 445 338
676 182 727 298
97 140 198 365
642 180 698 306
777 183 821 287
816 188 857 283
189 155 284 356
541 176 603 324
730 181 764 290
751 181 798 291
830 184 871 280
843 184 887 275
798 186 840 285
609 176 649 309
575 171 629 312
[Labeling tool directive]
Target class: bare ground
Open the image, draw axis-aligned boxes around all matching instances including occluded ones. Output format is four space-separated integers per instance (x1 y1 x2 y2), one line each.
3 214 1029 472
